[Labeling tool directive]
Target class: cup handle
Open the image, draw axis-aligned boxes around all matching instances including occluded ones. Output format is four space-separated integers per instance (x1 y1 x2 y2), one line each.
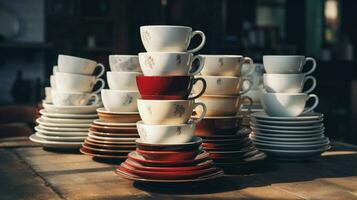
241 57 254 76
92 78 105 94
192 102 207 123
238 78 253 95
303 76 317 94
187 30 206 53
188 55 204 76
302 94 319 115
95 63 105 78
236 96 253 114
303 57 316 76
188 78 207 100
88 93 100 105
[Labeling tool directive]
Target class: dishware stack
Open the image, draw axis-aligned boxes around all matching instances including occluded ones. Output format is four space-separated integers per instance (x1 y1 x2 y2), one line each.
250 55 330 160
81 55 142 160
116 25 223 183
191 55 266 171
30 55 104 149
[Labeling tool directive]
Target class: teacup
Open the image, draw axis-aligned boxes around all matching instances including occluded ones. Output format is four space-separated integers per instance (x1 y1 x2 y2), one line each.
54 72 105 93
193 76 252 95
136 120 196 144
51 90 99 106
52 65 58 74
138 52 204 76
109 55 141 72
263 74 316 93
263 55 316 75
101 89 139 112
140 25 205 53
199 55 254 76
50 75 56 89
195 95 253 116
137 99 206 125
194 116 242 137
58 55 105 77
44 87 52 101
261 92 319 117
136 75 206 100
107 71 141 90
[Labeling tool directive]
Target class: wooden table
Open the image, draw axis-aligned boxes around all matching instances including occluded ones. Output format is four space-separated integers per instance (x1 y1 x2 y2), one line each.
1 137 357 200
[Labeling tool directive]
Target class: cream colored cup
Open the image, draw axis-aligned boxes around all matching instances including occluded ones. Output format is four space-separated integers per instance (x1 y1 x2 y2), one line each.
199 55 254 76
193 76 252 95
44 87 52 101
137 99 206 125
51 90 99 106
54 72 105 93
109 55 141 72
50 75 56 90
263 74 316 93
107 71 141 90
101 89 139 112
58 55 105 77
263 55 316 75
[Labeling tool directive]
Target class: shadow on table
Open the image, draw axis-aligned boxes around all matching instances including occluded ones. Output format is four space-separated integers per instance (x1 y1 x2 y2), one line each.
43 147 80 154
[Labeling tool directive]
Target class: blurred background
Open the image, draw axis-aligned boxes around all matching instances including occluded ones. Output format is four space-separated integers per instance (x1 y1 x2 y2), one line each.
0 0 356 144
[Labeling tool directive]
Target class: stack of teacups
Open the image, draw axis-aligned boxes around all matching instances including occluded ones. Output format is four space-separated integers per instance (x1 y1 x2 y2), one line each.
250 55 330 160
30 55 104 149
81 55 142 160
116 25 223 183
192 55 266 172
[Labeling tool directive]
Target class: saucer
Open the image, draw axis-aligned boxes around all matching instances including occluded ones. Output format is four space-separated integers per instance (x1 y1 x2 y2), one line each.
40 109 98 119
41 115 95 124
251 111 324 121
35 126 88 136
251 122 324 130
38 124 89 132
92 119 136 127
251 136 329 145
80 147 127 159
88 132 138 142
124 159 214 172
82 143 132 154
35 132 86 142
96 107 139 115
86 136 136 145
259 146 331 160
90 123 137 133
251 126 325 134
43 102 100 114
251 118 324 126
252 131 324 138
136 137 202 151
37 118 91 128
89 129 138 138
84 139 136 149
29 134 83 148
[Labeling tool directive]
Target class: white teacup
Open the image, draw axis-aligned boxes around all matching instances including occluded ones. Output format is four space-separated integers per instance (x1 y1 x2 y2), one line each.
50 75 56 90
54 72 105 93
137 99 206 125
195 95 253 116
263 55 316 75
138 52 204 76
261 93 319 117
52 65 58 74
44 87 52 101
107 72 141 90
136 120 196 144
264 74 317 93
199 55 254 76
58 54 105 77
140 25 205 53
101 89 139 112
109 55 141 72
51 90 99 106
193 76 252 95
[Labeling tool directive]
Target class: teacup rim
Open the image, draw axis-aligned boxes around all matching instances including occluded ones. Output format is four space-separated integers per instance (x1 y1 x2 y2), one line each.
263 55 305 58
136 120 195 127
102 89 139 93
107 71 142 75
196 75 240 79
51 90 94 95
54 72 94 78
138 52 193 55
263 73 305 77
263 92 309 96
136 75 191 78
140 25 192 29
58 54 96 63
109 55 138 58
198 54 244 58
198 94 239 98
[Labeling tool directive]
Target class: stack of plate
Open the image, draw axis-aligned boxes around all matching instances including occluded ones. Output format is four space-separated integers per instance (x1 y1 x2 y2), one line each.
80 108 140 160
29 103 99 149
250 111 330 160
116 137 223 183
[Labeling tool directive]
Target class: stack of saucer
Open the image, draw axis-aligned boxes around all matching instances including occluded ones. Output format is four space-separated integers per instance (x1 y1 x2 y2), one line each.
116 25 223 182
30 55 104 149
251 55 330 160
81 55 141 159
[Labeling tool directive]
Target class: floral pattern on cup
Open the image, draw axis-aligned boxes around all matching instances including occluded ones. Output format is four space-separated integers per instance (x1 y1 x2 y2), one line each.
176 55 182 65
219 58 224 67
176 127 182 135
174 104 185 117
109 55 140 72
142 30 151 45
144 56 155 69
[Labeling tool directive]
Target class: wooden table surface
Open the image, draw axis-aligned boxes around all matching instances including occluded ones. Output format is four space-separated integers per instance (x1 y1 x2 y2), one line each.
1 137 357 200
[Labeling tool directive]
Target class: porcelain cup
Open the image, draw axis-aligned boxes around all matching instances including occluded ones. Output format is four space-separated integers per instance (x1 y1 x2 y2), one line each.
199 55 254 76
137 99 206 125
51 90 99 106
137 120 196 144
50 75 56 89
58 55 105 77
263 74 316 93
193 76 252 95
138 52 204 76
261 92 319 117
52 65 58 74
107 71 141 90
140 25 205 53
54 72 105 93
263 55 316 75
44 87 52 101
101 89 139 112
109 55 141 72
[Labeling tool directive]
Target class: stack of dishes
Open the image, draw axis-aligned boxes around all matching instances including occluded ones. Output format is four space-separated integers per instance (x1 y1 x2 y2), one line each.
30 55 104 149
251 55 330 160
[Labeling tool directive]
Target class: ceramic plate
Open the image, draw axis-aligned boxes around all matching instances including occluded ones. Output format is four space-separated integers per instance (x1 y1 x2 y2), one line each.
96 107 139 115
251 135 329 145
92 119 136 127
252 131 324 138
251 118 324 126
191 115 243 119
40 109 98 119
253 139 330 151
89 129 139 138
35 126 88 136
259 146 331 160
82 143 132 154
84 140 136 150
86 136 137 145
90 123 137 132
251 122 324 130
124 159 214 172
43 102 100 114
41 115 95 124
29 134 83 148
251 126 325 134
35 132 86 142
136 137 202 151
37 118 91 128
87 132 138 142
38 124 89 132
80 147 127 159
251 111 324 121
251 132 325 141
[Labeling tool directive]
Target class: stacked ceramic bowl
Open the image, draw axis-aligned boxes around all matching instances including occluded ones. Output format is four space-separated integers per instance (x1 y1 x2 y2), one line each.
191 55 266 171
116 25 223 183
30 55 104 149
81 55 142 159
250 55 330 160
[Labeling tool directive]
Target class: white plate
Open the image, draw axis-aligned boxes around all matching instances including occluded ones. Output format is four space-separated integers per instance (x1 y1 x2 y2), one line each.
251 111 324 121
29 134 83 148
35 132 86 142
43 102 100 114
40 109 98 119
251 133 325 142
37 118 91 128
250 122 324 130
251 135 328 145
41 115 95 124
251 118 324 126
251 126 325 134
38 124 89 132
252 131 324 138
88 132 138 141
96 107 139 115
35 126 88 137
258 146 330 160
92 119 136 127
253 139 330 150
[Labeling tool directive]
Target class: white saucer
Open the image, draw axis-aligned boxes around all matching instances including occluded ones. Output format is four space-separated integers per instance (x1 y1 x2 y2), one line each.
35 132 86 142
92 119 136 127
251 111 324 121
96 107 139 115
40 109 98 119
251 122 324 130
253 139 330 150
252 131 324 138
37 118 91 128
35 126 88 136
41 115 95 124
251 126 325 134
251 135 329 145
43 102 100 114
251 133 324 142
29 134 83 148
251 118 324 126
258 145 330 160
88 132 138 142
38 124 89 132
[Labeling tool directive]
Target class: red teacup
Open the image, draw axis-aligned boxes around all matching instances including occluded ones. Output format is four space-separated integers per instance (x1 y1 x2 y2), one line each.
136 75 206 100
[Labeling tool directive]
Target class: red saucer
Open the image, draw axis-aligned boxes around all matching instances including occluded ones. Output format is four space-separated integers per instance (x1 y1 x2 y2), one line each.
124 159 214 172
136 138 202 151
136 148 200 161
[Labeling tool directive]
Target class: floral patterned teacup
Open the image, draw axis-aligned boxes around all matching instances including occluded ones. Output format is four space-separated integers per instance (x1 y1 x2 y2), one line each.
199 55 254 76
193 76 252 95
51 90 99 106
54 73 105 94
101 89 140 112
109 55 141 72
107 71 142 90
58 55 105 78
